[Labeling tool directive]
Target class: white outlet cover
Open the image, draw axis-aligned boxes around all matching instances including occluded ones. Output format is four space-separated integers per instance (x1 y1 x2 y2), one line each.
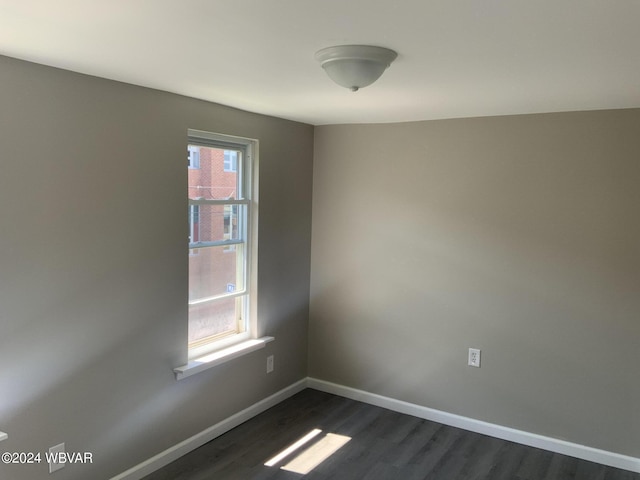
468 348 481 367
266 355 274 373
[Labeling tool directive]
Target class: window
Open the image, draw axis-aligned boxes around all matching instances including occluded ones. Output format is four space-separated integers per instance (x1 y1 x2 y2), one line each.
188 145 200 169
187 130 255 358
224 150 237 172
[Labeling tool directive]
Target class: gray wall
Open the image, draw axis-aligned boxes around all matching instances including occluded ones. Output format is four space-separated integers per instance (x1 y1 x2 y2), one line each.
0 55 313 479
310 110 640 457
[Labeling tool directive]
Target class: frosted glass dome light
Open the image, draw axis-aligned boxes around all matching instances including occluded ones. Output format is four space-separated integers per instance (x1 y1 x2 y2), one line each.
315 45 398 92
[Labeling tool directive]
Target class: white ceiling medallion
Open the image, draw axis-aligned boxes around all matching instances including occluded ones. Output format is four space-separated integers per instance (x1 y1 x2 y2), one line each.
315 45 398 92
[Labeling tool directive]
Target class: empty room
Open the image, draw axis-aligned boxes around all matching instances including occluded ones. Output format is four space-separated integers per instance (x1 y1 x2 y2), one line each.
0 1 638 479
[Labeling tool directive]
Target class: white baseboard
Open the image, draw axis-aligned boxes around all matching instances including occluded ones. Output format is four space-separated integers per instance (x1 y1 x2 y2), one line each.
307 377 640 474
110 378 307 480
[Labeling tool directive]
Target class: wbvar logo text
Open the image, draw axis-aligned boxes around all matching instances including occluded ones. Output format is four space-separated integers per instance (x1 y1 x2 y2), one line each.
48 451 93 464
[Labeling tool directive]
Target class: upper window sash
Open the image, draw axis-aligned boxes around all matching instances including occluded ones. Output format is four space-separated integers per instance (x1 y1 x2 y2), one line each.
187 130 252 202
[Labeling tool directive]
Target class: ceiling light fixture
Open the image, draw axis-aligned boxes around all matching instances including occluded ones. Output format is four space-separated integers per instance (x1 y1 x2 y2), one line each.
315 45 397 92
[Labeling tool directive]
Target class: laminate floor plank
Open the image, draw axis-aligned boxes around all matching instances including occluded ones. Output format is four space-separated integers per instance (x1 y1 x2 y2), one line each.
456 433 506 480
424 430 487 480
386 419 443 467
605 468 640 480
407 423 465 469
544 454 580 480
142 389 639 480
483 441 531 480
512 446 554 480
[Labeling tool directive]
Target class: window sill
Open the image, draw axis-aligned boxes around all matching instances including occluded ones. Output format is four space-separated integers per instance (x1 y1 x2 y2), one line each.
0 431 7 442
174 336 274 380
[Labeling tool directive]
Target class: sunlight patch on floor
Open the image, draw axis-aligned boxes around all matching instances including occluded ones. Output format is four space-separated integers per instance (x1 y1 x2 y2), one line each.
264 429 323 467
281 433 351 475
264 428 351 475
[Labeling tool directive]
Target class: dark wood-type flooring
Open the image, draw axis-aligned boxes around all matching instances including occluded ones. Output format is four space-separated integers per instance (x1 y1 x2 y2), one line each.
143 388 639 480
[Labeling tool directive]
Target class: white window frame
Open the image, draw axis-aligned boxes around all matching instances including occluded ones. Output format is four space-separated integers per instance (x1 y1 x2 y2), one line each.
186 129 258 361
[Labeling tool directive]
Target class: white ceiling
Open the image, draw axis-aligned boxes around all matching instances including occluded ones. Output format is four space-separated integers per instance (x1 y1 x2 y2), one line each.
1 0 639 125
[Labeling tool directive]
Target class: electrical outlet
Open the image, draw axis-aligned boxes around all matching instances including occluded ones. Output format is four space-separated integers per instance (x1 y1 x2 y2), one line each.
468 348 481 368
266 355 274 373
48 442 66 473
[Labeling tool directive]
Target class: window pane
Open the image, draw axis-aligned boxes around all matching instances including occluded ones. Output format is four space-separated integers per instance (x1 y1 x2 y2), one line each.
188 204 243 245
188 145 241 200
188 297 242 344
189 245 245 302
